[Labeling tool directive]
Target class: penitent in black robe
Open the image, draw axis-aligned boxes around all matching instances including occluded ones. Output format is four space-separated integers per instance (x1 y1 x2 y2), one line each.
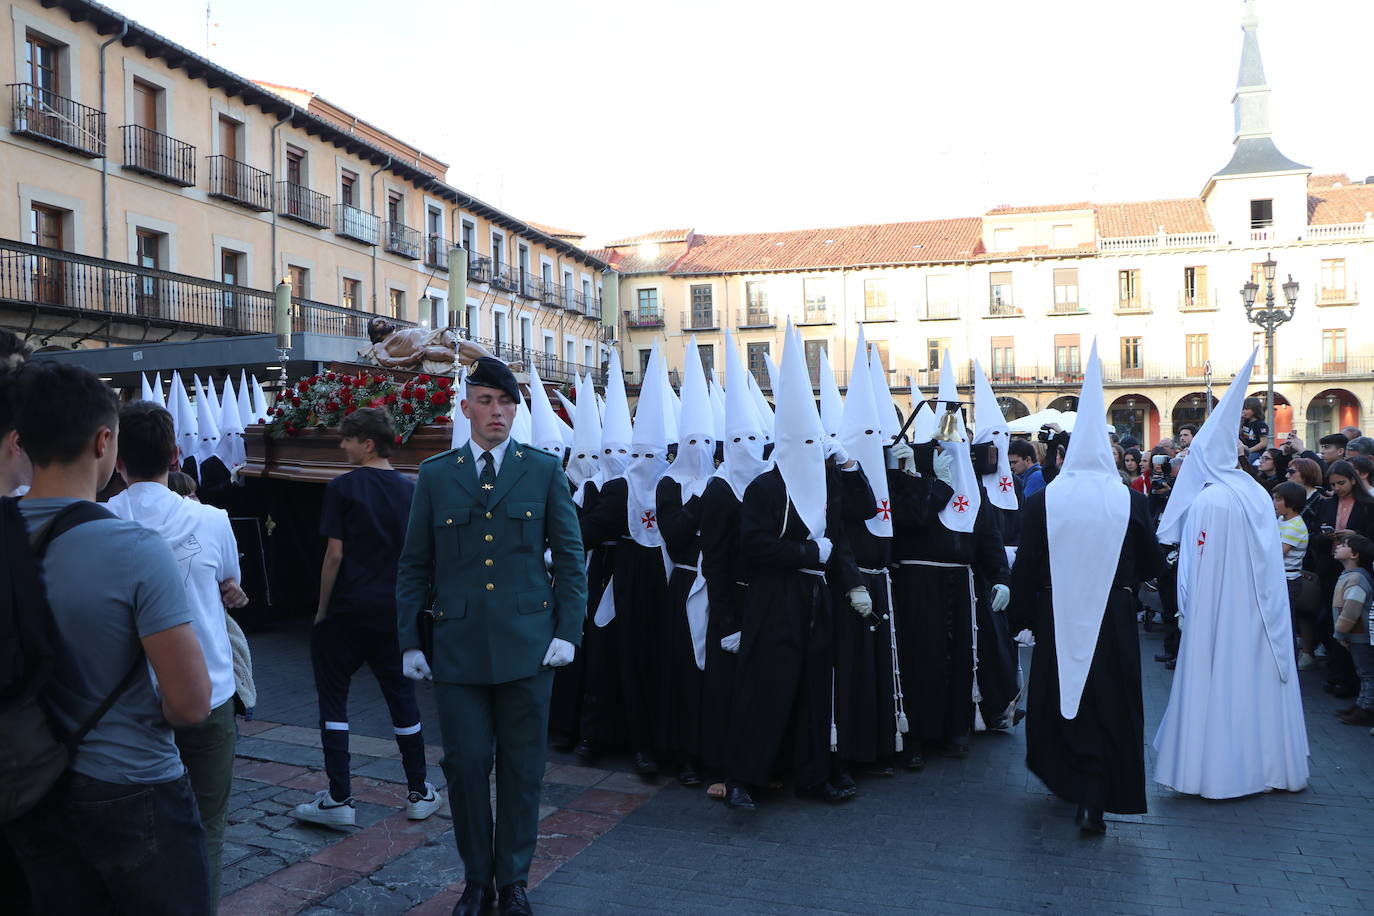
1009 488 1161 814
655 477 705 761
580 476 668 756
699 477 746 772
728 466 866 789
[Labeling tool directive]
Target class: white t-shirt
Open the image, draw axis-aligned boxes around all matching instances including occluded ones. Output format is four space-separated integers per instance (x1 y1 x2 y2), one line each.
1277 514 1308 581
108 482 241 708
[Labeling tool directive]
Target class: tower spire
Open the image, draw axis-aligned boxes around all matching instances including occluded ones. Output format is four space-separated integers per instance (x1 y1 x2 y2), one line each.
1213 0 1307 178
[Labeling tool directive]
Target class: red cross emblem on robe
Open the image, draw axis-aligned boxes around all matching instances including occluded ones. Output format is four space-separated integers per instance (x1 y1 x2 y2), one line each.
876 498 891 521
1196 530 1206 549
641 510 657 529
952 494 970 513
998 476 1013 492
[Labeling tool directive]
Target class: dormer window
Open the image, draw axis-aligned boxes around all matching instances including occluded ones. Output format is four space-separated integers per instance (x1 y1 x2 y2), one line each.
1250 199 1273 229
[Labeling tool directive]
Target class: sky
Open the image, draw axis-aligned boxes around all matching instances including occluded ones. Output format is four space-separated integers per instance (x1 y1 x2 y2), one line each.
105 0 1374 245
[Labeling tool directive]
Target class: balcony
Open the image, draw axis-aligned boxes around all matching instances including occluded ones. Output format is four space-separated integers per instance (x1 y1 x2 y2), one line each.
1047 300 1087 316
382 221 421 259
335 205 378 245
276 181 330 229
863 304 895 322
9 83 105 157
207 156 271 211
0 237 408 338
987 297 1022 318
539 280 563 308
424 235 449 270
1178 288 1218 312
468 255 492 283
627 309 664 329
1098 230 1220 252
924 302 959 320
682 309 719 331
737 306 774 328
582 292 603 322
517 271 540 300
799 303 831 325
120 125 194 186
490 265 520 294
1316 282 1358 306
1114 292 1151 315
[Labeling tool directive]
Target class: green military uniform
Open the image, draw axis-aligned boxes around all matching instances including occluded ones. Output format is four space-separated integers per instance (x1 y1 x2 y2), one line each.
397 438 587 890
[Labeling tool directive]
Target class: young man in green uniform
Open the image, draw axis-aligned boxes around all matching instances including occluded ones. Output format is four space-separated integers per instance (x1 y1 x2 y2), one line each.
396 358 587 916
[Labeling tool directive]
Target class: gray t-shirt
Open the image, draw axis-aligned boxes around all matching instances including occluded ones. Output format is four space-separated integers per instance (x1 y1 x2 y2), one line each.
21 498 191 784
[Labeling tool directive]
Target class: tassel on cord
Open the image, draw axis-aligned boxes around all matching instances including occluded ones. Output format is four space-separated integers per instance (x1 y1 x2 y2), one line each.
969 569 986 733
829 668 838 752
884 569 908 753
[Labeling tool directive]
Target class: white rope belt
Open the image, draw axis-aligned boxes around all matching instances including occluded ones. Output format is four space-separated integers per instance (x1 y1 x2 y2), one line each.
897 559 970 569
673 563 700 573
799 568 827 578
857 566 887 575
894 559 983 722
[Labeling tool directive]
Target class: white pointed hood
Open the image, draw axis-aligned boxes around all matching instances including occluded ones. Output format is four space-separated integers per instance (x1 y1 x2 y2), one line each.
841 337 892 538
554 387 577 424
666 337 716 501
192 377 220 467
203 375 221 420
250 375 270 424
169 372 196 462
714 330 771 501
1156 349 1293 680
1045 341 1131 719
140 373 155 403
215 376 246 471
511 387 532 445
708 373 726 443
746 370 774 441
601 348 633 481
526 362 567 457
935 353 980 534
567 373 602 505
236 371 254 429
867 341 902 442
450 367 470 448
817 346 844 443
627 339 670 547
763 353 780 396
973 360 1017 510
151 372 165 408
773 325 828 540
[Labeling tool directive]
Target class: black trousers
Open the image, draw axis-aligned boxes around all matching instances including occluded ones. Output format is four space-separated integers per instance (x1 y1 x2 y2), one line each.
310 614 428 799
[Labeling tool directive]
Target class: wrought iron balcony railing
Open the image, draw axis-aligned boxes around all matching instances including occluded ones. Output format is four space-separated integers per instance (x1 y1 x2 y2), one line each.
9 83 105 157
382 221 421 259
682 309 719 330
628 309 664 328
424 235 449 270
207 156 271 211
120 124 194 186
277 181 331 229
490 265 521 294
737 306 774 328
335 205 378 245
540 280 563 307
468 255 493 283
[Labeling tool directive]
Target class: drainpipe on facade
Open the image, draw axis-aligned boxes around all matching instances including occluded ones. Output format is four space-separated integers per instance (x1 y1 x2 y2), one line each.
98 21 129 267
368 156 392 314
268 110 291 285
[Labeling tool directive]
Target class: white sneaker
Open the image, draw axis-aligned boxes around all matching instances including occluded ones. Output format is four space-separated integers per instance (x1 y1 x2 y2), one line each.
292 789 356 828
405 782 442 820
1297 652 1316 671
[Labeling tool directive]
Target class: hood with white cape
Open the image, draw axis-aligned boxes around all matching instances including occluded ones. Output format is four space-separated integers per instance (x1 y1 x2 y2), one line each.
1155 348 1293 681
215 376 247 472
1044 341 1130 718
773 325 827 541
817 346 844 446
713 330 771 501
745 370 774 442
708 373 727 443
526 362 568 459
192 377 221 468
626 339 669 548
566 373 601 506
236 372 254 429
865 335 903 442
170 371 197 463
934 354 980 533
972 361 1018 511
600 349 633 483
665 337 715 501
840 338 891 538
250 375 270 424
449 368 470 448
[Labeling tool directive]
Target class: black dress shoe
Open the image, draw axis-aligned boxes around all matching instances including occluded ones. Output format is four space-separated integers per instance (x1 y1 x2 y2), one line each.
831 767 857 793
677 762 701 786
901 749 926 771
451 880 495 916
497 881 532 916
1075 805 1106 835
795 782 854 803
634 751 659 777
724 783 756 810
572 738 596 764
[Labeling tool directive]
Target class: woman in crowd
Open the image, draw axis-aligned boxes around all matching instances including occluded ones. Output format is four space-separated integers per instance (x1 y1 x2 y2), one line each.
1123 448 1146 493
1314 460 1374 699
1255 448 1288 492
1348 455 1374 495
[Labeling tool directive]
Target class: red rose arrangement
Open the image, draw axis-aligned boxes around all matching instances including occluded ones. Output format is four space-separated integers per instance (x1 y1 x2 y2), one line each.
268 368 456 443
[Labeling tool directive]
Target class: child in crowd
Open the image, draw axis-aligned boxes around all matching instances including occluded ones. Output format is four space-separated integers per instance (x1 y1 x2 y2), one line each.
1332 534 1374 726
1273 482 1312 668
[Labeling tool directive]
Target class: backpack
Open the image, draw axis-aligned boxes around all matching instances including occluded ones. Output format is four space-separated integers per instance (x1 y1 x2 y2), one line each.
0 497 140 824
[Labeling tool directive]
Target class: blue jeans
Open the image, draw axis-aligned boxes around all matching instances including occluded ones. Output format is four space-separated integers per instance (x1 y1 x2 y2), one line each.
4 772 210 915
1349 642 1374 710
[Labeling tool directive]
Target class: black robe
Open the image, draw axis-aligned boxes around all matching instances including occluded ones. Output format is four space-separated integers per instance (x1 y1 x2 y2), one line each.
580 476 668 754
699 476 744 771
728 466 866 789
1009 488 1161 814
889 472 1007 744
655 477 705 760
973 481 1021 728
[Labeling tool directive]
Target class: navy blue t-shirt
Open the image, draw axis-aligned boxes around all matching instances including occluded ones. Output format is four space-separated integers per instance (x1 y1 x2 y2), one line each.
320 466 415 627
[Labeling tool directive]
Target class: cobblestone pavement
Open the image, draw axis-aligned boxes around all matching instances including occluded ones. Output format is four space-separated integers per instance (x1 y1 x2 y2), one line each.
223 618 1374 915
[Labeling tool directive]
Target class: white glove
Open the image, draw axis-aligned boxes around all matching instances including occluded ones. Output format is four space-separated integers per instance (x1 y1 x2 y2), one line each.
848 586 873 617
542 637 575 668
720 631 741 654
402 649 432 681
990 583 1010 612
813 536 833 565
543 548 554 572
888 439 914 466
932 449 955 485
824 437 849 466
1014 628 1035 648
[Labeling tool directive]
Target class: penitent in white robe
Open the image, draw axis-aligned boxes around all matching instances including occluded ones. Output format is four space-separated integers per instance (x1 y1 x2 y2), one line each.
1152 483 1309 798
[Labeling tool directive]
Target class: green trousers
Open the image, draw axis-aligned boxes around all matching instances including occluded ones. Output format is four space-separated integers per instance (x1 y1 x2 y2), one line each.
436 670 552 888
175 699 237 901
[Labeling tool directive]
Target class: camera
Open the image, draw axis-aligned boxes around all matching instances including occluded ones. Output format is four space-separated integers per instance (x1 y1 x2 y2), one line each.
1036 425 1053 443
1151 476 1171 492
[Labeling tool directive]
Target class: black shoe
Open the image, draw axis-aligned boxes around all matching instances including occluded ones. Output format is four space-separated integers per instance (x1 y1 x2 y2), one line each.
1331 684 1358 699
572 738 596 764
1164 659 1176 670
832 767 857 793
1154 653 1176 663
497 881 532 916
677 762 701 786
633 751 658 777
901 750 926 771
795 782 854 803
724 783 756 810
940 740 969 759
1012 707 1026 727
452 880 495 916
1075 805 1106 835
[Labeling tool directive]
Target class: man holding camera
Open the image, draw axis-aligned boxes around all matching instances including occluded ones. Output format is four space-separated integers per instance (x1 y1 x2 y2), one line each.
1008 439 1045 498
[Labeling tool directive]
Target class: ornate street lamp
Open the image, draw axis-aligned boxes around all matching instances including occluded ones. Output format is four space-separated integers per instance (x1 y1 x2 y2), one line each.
1241 253 1298 436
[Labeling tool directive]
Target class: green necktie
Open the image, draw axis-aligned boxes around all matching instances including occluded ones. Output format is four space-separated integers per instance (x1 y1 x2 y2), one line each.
480 451 496 502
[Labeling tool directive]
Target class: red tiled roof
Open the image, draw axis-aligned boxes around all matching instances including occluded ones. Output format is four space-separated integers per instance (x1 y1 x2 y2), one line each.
604 228 694 247
525 220 585 240
588 241 692 275
1308 186 1374 224
986 201 1093 215
1095 199 1213 238
666 219 984 275
969 242 1097 261
1308 173 1353 188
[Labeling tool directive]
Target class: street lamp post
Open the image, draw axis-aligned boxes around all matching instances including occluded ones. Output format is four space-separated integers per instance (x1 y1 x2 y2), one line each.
1240 253 1299 437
